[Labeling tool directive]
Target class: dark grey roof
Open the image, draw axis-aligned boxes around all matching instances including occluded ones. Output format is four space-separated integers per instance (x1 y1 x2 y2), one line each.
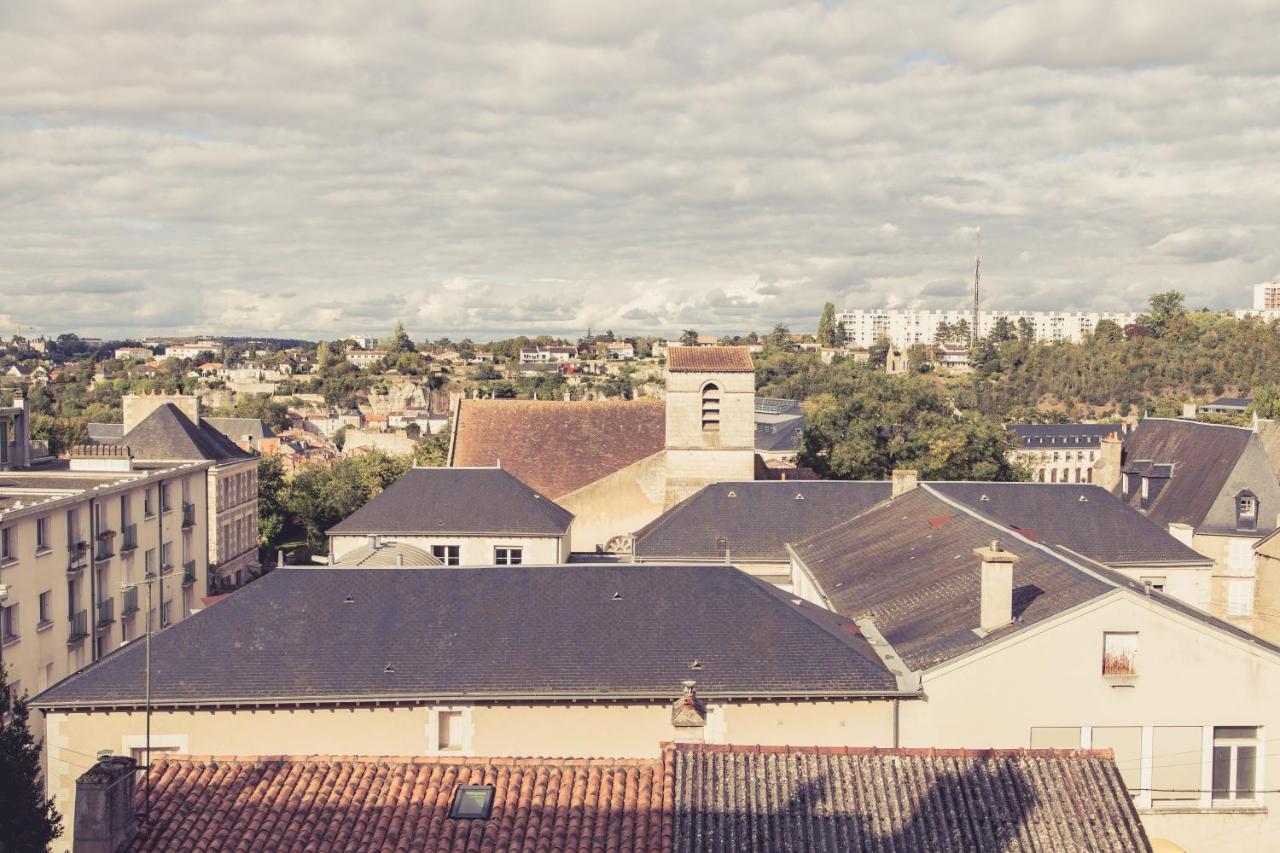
326 467 573 537
791 489 1114 671
32 565 901 709
1206 396 1251 408
203 417 276 443
754 413 805 453
86 422 124 441
633 481 892 563
1116 419 1252 527
1006 423 1124 448
670 744 1152 853
110 404 254 464
926 483 1210 566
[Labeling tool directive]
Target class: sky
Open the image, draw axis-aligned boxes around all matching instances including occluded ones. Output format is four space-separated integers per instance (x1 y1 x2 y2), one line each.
1 1 1278 342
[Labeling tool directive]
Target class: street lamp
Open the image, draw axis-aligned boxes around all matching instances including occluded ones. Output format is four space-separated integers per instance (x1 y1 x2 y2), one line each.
120 572 155 823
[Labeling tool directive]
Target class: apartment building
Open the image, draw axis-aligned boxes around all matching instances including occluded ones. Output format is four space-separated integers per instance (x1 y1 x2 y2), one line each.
836 308 1140 350
345 349 388 369
1 431 211 736
1007 422 1130 483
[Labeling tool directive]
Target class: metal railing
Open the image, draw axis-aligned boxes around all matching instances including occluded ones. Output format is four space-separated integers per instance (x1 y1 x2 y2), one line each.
121 587 139 616
67 542 88 573
182 561 197 586
96 598 115 627
94 531 116 562
67 610 88 644
121 524 138 552
181 503 196 529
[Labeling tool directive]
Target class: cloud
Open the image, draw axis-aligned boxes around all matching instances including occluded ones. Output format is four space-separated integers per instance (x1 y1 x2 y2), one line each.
0 0 1277 339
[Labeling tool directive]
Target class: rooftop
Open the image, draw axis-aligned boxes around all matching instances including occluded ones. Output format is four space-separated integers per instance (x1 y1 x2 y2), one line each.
326 467 573 538
33 565 900 710
1006 423 1125 447
666 346 754 373
106 404 254 465
449 399 665 499
203 417 276 443
120 745 1149 852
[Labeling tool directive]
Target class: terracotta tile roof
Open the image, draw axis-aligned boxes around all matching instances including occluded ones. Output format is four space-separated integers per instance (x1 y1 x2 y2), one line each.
127 746 1148 852
666 346 754 373
450 399 665 498
130 755 667 852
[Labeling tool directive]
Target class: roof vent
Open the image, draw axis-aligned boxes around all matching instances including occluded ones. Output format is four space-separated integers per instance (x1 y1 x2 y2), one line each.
1078 495 1088 502
383 662 395 673
689 659 703 670
726 490 736 498
611 591 622 601
790 597 802 605
794 493 805 500
979 494 990 501
343 595 354 604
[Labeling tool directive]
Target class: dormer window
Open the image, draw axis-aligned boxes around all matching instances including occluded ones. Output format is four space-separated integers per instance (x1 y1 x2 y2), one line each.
1236 491 1258 531
1141 477 1149 501
1122 474 1131 498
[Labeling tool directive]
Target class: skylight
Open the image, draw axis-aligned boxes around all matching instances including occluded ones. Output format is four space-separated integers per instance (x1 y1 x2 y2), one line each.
450 785 495 820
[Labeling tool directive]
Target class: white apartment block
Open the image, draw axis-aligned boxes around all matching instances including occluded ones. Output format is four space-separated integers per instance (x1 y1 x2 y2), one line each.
1254 283 1280 311
836 309 1140 350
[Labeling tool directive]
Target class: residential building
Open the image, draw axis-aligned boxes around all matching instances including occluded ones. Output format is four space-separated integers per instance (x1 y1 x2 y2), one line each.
293 407 363 438
1097 418 1280 631
519 346 577 363
345 349 388 369
65 744 1149 852
1008 422 1130 483
449 347 760 552
344 334 379 350
1198 396 1252 416
0 445 211 741
788 481 1280 852
605 341 636 359
1253 530 1280 645
33 564 916 848
158 342 218 360
202 417 276 453
1253 282 1280 311
936 341 970 371
112 347 153 361
99 394 261 589
326 467 574 565
835 308 1140 350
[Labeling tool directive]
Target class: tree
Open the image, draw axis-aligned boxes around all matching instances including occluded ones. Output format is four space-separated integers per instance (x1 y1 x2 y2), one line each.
413 425 451 467
0 665 63 852
1249 385 1280 420
766 324 795 352
680 330 699 346
867 337 890 370
817 303 838 348
1140 290 1186 337
256 454 288 557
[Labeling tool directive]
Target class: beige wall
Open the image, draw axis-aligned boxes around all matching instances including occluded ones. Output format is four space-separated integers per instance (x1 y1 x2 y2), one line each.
122 393 200 433
898 591 1280 853
665 368 755 451
1256 551 1280 644
44 695 897 848
561 451 669 553
1191 531 1259 632
329 533 565 566
1108 564 1212 612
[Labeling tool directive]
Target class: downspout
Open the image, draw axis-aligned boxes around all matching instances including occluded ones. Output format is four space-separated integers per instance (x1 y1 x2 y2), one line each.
893 698 900 748
88 496 97 662
156 478 164 622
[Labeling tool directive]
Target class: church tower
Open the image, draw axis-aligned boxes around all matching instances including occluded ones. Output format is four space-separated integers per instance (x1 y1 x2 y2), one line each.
663 346 757 506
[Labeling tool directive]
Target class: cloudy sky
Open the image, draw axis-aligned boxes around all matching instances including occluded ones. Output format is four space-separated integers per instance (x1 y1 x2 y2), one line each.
2 1 1277 341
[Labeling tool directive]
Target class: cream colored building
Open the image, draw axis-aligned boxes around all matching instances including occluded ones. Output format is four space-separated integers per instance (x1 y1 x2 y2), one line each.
0 448 211 741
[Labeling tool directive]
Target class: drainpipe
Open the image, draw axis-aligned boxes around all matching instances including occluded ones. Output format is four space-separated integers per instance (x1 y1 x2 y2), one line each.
88 496 97 662
892 698 900 748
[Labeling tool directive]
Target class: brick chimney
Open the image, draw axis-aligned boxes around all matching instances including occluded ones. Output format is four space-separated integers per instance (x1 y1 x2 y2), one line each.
671 679 707 740
891 469 918 498
73 754 138 853
974 540 1018 633
1093 432 1124 491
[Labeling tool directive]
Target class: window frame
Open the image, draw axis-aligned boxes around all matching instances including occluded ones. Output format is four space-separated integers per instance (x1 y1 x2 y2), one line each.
494 546 523 566
430 544 461 566
449 785 495 820
1212 726 1260 803
1102 631 1138 678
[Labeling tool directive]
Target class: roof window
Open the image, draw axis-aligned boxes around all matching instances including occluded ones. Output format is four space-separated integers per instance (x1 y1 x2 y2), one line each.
450 785 495 820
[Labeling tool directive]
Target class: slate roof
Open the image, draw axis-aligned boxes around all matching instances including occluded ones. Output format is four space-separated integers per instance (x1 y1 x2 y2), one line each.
32 565 900 709
129 754 667 853
326 467 572 537
1115 419 1252 527
633 481 891 564
790 488 1113 671
108 404 254 465
450 399 666 499
1007 423 1124 448
330 541 443 567
927 482 1210 566
1206 396 1251 408
125 746 1150 852
86 422 124 441
667 346 754 373
203 416 276 443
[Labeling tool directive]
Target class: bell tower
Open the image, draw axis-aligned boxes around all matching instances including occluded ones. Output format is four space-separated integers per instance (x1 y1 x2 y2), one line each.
663 346 757 506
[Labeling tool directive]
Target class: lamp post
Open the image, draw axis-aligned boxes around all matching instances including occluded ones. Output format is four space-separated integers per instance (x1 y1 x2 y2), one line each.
121 571 155 823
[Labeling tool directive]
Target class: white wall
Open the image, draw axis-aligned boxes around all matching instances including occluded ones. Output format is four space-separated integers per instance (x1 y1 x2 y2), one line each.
330 533 564 565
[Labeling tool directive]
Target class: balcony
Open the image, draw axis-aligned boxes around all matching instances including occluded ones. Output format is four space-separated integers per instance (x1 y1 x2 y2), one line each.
67 542 89 574
67 610 89 644
121 587 139 617
181 502 196 529
94 530 116 563
96 598 115 628
120 524 138 553
182 561 197 587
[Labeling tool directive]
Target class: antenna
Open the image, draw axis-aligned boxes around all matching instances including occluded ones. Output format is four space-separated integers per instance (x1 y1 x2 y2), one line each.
972 226 982 348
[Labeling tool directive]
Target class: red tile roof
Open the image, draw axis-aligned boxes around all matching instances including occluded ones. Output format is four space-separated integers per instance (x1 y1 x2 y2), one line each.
667 346 754 373
125 746 1148 852
450 399 666 498
131 755 667 852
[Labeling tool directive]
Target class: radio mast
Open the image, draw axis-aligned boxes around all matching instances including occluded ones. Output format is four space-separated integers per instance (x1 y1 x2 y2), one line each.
971 226 982 347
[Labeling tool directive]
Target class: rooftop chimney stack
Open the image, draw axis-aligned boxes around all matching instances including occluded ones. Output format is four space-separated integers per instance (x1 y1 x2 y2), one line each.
974 539 1018 633
72 754 138 853
891 469 918 498
1093 432 1124 491
9 388 31 469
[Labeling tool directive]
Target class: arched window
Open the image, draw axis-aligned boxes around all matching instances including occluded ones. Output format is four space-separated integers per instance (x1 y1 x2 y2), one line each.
701 383 720 432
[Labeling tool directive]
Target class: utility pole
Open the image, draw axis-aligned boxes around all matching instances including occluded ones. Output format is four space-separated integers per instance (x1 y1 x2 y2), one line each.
972 226 982 349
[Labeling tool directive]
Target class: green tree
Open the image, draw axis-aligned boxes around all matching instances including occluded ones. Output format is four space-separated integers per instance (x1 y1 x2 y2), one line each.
256 454 288 557
766 324 795 352
817 303 838 348
1249 385 1280 420
680 329 699 346
413 424 451 467
0 665 63 852
867 337 890 370
1140 290 1186 337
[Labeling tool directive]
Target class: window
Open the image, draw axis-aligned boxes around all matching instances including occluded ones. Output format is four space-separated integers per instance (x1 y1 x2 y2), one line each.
160 600 172 628
494 547 523 565
128 745 179 765
144 488 154 517
1228 539 1253 572
38 591 52 626
701 383 721 432
1140 477 1149 500
1102 632 1138 677
160 483 171 513
121 617 133 644
431 545 460 566
438 711 463 751
1213 727 1259 802
1092 727 1142 792
35 517 49 551
1228 579 1255 617
1140 576 1166 593
450 786 495 820
1 603 18 644
1152 726 1202 803
0 526 11 560
66 508 80 548
1030 727 1080 749
144 548 156 576
1237 493 1258 530
1122 473 1131 497
160 542 172 571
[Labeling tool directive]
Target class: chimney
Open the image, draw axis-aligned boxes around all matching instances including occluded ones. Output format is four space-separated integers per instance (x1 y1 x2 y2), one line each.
974 540 1018 633
670 679 707 738
891 469 918 498
1182 402 1199 420
72 754 138 853
9 389 31 468
1093 432 1123 491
